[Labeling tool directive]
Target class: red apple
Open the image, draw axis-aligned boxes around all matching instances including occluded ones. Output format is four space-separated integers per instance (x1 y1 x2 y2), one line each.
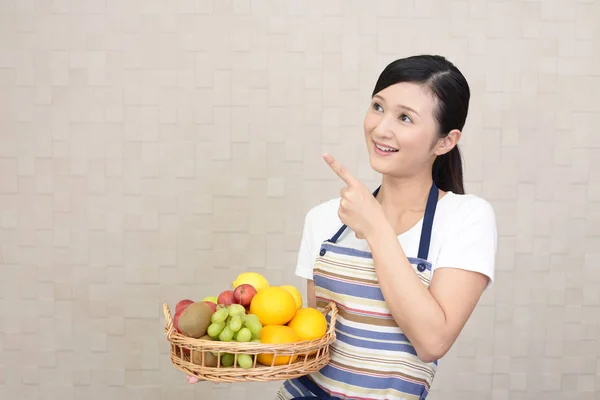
175 299 194 313
202 301 217 313
217 290 235 306
233 284 257 307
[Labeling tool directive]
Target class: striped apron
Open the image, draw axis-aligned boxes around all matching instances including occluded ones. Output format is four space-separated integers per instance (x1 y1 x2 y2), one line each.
278 182 440 400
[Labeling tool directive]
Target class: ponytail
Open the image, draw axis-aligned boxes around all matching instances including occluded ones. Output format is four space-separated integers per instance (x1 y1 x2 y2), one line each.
432 145 465 194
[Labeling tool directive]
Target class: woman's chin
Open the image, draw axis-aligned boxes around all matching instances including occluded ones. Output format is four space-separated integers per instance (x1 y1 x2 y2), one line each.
368 157 397 176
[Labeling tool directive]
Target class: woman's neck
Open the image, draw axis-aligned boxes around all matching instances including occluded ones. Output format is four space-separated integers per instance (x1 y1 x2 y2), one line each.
376 171 438 233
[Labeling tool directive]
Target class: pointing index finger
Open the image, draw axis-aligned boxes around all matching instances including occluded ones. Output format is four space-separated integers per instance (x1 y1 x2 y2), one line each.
323 153 357 186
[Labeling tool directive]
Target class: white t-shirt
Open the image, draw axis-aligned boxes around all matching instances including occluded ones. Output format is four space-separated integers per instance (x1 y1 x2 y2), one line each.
295 191 497 287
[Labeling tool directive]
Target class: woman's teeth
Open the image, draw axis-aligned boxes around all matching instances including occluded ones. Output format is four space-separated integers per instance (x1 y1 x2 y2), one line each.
375 143 398 152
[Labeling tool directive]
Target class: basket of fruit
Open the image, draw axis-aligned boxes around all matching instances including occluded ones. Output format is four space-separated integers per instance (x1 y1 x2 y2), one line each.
163 272 338 382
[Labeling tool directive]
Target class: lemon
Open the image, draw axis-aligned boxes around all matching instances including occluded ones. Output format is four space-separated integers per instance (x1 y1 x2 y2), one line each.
232 272 270 292
280 285 303 309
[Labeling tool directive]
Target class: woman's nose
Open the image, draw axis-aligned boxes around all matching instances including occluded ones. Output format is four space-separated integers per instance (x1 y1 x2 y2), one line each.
372 114 395 138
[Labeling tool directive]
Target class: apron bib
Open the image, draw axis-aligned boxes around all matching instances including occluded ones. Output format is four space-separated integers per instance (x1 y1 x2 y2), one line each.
278 182 440 400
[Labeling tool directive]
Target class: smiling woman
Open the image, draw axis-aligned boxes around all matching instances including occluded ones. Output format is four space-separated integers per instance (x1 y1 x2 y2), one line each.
275 55 497 400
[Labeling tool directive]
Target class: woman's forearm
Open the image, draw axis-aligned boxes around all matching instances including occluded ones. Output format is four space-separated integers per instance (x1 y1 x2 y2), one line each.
366 224 449 362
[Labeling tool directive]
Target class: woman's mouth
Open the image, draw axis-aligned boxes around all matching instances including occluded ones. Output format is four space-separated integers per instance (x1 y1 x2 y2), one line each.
373 141 398 156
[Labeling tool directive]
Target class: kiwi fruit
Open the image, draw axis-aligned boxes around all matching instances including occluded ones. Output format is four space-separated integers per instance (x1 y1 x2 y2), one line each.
177 302 213 338
191 335 218 367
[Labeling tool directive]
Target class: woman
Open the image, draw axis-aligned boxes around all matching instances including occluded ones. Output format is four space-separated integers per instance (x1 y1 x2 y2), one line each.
189 54 497 400
276 55 497 399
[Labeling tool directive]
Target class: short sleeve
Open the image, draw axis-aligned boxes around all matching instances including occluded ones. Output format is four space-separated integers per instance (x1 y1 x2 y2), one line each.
434 198 498 287
295 210 317 280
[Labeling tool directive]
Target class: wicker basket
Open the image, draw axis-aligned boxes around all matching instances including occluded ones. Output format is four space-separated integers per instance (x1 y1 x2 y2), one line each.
162 301 338 383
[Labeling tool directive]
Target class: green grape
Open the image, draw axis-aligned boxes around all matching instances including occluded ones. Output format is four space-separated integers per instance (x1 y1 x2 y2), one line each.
228 304 246 317
211 307 229 324
237 354 253 369
218 326 235 342
229 315 243 332
221 353 234 367
207 322 225 339
236 327 252 342
251 339 261 343
245 313 260 323
244 315 262 337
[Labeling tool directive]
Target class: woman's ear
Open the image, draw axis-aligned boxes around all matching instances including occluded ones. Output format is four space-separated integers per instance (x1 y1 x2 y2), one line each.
435 129 461 156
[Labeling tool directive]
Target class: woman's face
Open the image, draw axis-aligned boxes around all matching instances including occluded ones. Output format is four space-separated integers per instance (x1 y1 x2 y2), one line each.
363 82 442 178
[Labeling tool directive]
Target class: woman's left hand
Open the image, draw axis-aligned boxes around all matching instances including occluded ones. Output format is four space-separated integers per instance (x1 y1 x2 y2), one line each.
323 153 387 240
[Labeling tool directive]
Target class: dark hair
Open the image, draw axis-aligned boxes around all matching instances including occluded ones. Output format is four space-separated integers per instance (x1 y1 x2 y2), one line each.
372 55 470 194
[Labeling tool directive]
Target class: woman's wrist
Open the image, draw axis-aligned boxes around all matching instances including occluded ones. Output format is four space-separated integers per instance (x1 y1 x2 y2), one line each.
365 218 397 253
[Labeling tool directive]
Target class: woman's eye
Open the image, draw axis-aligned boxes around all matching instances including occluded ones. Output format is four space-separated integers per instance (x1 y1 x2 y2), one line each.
400 114 412 123
372 103 383 112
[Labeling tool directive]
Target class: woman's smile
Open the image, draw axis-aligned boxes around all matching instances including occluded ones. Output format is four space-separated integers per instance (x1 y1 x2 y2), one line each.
373 140 399 156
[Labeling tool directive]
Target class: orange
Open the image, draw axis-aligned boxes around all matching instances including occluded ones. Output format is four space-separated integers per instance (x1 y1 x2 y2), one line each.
287 307 327 341
256 325 300 366
249 286 297 326
280 285 303 309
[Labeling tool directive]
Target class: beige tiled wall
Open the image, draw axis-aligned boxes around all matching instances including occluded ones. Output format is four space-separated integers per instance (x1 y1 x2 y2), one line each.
1 0 599 399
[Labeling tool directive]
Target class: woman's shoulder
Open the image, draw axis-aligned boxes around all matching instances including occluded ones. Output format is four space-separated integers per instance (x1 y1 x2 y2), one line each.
304 197 342 228
439 191 496 223
434 191 497 246
432 192 498 285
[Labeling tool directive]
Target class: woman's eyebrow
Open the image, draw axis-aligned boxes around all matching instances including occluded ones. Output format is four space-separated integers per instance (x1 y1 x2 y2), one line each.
373 94 420 116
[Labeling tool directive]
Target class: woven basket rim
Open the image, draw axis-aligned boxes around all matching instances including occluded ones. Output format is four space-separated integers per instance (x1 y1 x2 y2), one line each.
163 301 338 350
163 300 338 381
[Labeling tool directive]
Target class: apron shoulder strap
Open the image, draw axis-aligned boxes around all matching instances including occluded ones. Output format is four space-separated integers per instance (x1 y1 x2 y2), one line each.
417 181 439 260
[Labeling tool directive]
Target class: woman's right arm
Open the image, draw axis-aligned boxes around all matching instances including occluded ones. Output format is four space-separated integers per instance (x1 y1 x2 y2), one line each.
307 279 316 308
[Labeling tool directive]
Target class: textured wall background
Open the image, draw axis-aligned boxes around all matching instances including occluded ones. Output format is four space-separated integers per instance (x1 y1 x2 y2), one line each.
1 0 599 399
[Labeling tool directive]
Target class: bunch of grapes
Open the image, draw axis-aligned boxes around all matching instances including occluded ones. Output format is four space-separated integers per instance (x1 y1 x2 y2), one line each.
206 304 263 369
